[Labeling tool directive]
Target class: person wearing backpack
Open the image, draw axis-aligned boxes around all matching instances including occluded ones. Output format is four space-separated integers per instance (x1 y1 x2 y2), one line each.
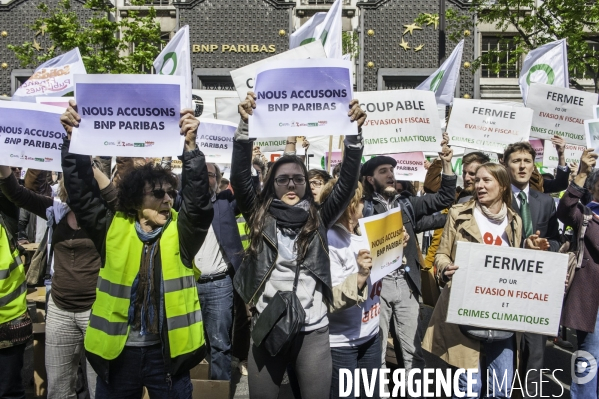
557 148 599 399
360 139 456 394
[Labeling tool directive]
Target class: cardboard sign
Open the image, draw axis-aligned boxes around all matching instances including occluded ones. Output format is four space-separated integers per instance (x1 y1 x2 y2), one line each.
357 90 442 155
71 74 184 157
542 140 585 168
196 119 236 163
527 83 598 146
249 59 354 138
446 242 568 335
0 101 66 171
358 208 404 284
229 41 327 101
446 99 533 154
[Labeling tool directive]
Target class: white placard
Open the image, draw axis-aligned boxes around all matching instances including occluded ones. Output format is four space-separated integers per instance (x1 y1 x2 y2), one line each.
358 207 404 284
446 99 533 153
527 83 598 146
446 242 568 335
356 90 442 155
230 41 327 101
585 119 599 154
0 101 65 171
215 97 241 124
71 74 184 157
249 58 354 138
542 140 585 168
197 119 236 164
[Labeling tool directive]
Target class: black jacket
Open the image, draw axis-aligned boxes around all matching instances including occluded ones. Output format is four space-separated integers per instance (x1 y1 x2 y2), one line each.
211 190 243 272
61 140 213 383
231 137 364 306
511 188 561 252
364 174 457 295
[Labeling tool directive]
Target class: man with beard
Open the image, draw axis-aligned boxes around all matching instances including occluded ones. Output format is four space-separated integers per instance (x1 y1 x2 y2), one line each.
194 163 245 381
361 139 456 395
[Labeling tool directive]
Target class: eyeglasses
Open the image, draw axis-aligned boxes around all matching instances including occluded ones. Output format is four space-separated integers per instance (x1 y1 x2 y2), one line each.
309 180 323 188
207 173 216 178
145 189 177 200
275 176 306 186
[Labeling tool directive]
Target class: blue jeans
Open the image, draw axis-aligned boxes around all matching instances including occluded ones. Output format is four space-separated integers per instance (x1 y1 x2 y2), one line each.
95 345 192 399
0 343 26 399
331 334 381 399
454 337 515 399
572 308 599 399
196 274 234 380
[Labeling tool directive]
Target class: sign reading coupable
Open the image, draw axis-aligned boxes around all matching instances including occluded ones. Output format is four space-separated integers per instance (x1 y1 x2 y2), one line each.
446 99 533 153
357 90 442 155
358 207 404 284
196 119 236 163
230 41 327 101
0 101 66 171
527 83 598 146
446 242 568 335
70 74 184 157
249 58 354 138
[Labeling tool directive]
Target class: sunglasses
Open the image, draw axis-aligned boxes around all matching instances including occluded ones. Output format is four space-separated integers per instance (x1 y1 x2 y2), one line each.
145 189 177 200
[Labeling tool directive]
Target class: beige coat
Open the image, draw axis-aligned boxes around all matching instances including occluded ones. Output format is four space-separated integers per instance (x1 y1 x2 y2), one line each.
421 200 523 369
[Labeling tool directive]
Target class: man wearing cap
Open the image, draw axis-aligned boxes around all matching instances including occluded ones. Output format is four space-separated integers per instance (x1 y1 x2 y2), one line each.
361 140 456 390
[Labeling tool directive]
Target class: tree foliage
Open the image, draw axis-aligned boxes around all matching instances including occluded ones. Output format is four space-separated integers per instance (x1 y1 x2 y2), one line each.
8 0 164 73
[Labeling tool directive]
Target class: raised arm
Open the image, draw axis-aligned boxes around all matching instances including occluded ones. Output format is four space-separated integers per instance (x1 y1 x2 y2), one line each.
60 100 111 255
557 149 598 229
231 93 259 220
0 167 52 219
319 99 366 229
176 109 214 268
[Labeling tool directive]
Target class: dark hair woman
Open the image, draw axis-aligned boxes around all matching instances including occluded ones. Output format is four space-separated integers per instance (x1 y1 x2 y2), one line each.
59 99 213 398
231 92 366 399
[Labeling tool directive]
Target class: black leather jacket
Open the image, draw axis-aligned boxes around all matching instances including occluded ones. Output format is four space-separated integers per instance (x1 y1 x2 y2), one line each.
231 130 363 306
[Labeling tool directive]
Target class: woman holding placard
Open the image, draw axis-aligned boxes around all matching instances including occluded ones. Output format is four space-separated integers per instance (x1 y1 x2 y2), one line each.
557 148 599 399
422 163 524 398
231 92 366 399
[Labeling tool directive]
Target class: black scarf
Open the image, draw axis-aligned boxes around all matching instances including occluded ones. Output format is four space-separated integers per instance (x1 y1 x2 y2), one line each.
268 199 310 232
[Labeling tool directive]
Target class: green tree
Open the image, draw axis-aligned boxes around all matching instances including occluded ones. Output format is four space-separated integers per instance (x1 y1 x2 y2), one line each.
8 0 164 74
472 0 599 92
342 31 360 59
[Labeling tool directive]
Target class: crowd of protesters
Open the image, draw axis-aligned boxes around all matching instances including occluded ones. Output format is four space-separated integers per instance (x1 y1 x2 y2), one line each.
0 91 598 399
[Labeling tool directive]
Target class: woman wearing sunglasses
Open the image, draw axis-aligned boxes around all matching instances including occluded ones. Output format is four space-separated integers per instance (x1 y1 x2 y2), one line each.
231 92 366 399
59 100 213 398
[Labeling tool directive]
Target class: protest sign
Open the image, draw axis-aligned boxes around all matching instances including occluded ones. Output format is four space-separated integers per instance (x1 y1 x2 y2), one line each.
529 138 544 165
70 74 184 157
358 208 404 284
585 119 599 154
215 97 241 124
357 90 442 155
543 140 585 168
323 150 342 173
230 41 327 101
527 83 598 146
595 105 599 119
249 59 353 138
36 96 72 109
446 242 568 335
196 119 236 163
446 99 533 153
12 48 86 102
386 152 427 181
192 90 237 120
0 101 66 171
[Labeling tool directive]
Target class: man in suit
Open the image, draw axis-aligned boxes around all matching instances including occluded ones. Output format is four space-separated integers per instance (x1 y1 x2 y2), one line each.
194 163 244 380
503 142 561 398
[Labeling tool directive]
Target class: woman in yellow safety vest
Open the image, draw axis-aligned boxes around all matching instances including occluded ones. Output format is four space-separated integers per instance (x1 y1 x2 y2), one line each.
59 100 214 398
0 209 31 399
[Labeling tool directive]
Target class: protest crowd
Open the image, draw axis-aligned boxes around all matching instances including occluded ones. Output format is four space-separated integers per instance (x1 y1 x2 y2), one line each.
3 4 599 399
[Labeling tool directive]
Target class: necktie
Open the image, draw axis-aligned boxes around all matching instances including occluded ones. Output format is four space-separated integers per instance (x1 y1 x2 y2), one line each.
518 191 533 238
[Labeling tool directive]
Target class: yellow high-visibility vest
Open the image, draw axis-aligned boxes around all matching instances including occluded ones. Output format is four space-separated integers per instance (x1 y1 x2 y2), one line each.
0 223 26 325
85 210 204 360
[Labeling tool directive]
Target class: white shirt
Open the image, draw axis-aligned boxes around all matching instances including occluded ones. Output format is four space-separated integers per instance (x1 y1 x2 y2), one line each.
194 225 229 276
511 184 530 208
473 208 509 247
327 224 380 347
